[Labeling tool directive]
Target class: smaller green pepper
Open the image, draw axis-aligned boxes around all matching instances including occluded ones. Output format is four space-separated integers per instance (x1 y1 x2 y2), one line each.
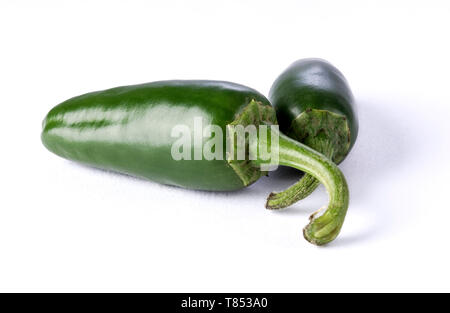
267 59 358 216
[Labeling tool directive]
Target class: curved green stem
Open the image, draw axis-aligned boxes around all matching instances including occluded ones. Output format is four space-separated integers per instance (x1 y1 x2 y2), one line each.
251 128 349 245
266 137 334 210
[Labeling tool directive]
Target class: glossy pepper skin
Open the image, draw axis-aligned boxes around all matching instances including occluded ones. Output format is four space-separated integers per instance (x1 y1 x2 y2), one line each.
42 79 351 245
267 59 358 209
41 80 273 191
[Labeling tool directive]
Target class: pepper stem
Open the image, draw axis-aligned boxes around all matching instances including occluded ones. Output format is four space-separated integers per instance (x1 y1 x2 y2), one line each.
250 127 349 245
265 137 334 209
266 174 319 209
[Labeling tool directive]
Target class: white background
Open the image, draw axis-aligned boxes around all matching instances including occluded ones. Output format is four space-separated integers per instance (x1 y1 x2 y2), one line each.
1 0 449 292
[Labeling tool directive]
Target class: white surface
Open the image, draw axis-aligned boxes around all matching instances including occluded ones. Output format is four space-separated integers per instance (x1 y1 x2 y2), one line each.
1 0 450 292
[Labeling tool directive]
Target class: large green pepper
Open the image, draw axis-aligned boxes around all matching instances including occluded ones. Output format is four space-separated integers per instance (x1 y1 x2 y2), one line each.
42 80 350 245
267 59 358 210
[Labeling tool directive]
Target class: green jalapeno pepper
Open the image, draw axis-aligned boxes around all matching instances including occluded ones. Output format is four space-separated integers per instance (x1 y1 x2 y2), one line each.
42 80 350 245
267 59 358 211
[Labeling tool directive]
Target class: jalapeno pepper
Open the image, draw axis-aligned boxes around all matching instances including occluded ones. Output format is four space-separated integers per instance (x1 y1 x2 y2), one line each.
42 80 349 245
267 59 358 211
